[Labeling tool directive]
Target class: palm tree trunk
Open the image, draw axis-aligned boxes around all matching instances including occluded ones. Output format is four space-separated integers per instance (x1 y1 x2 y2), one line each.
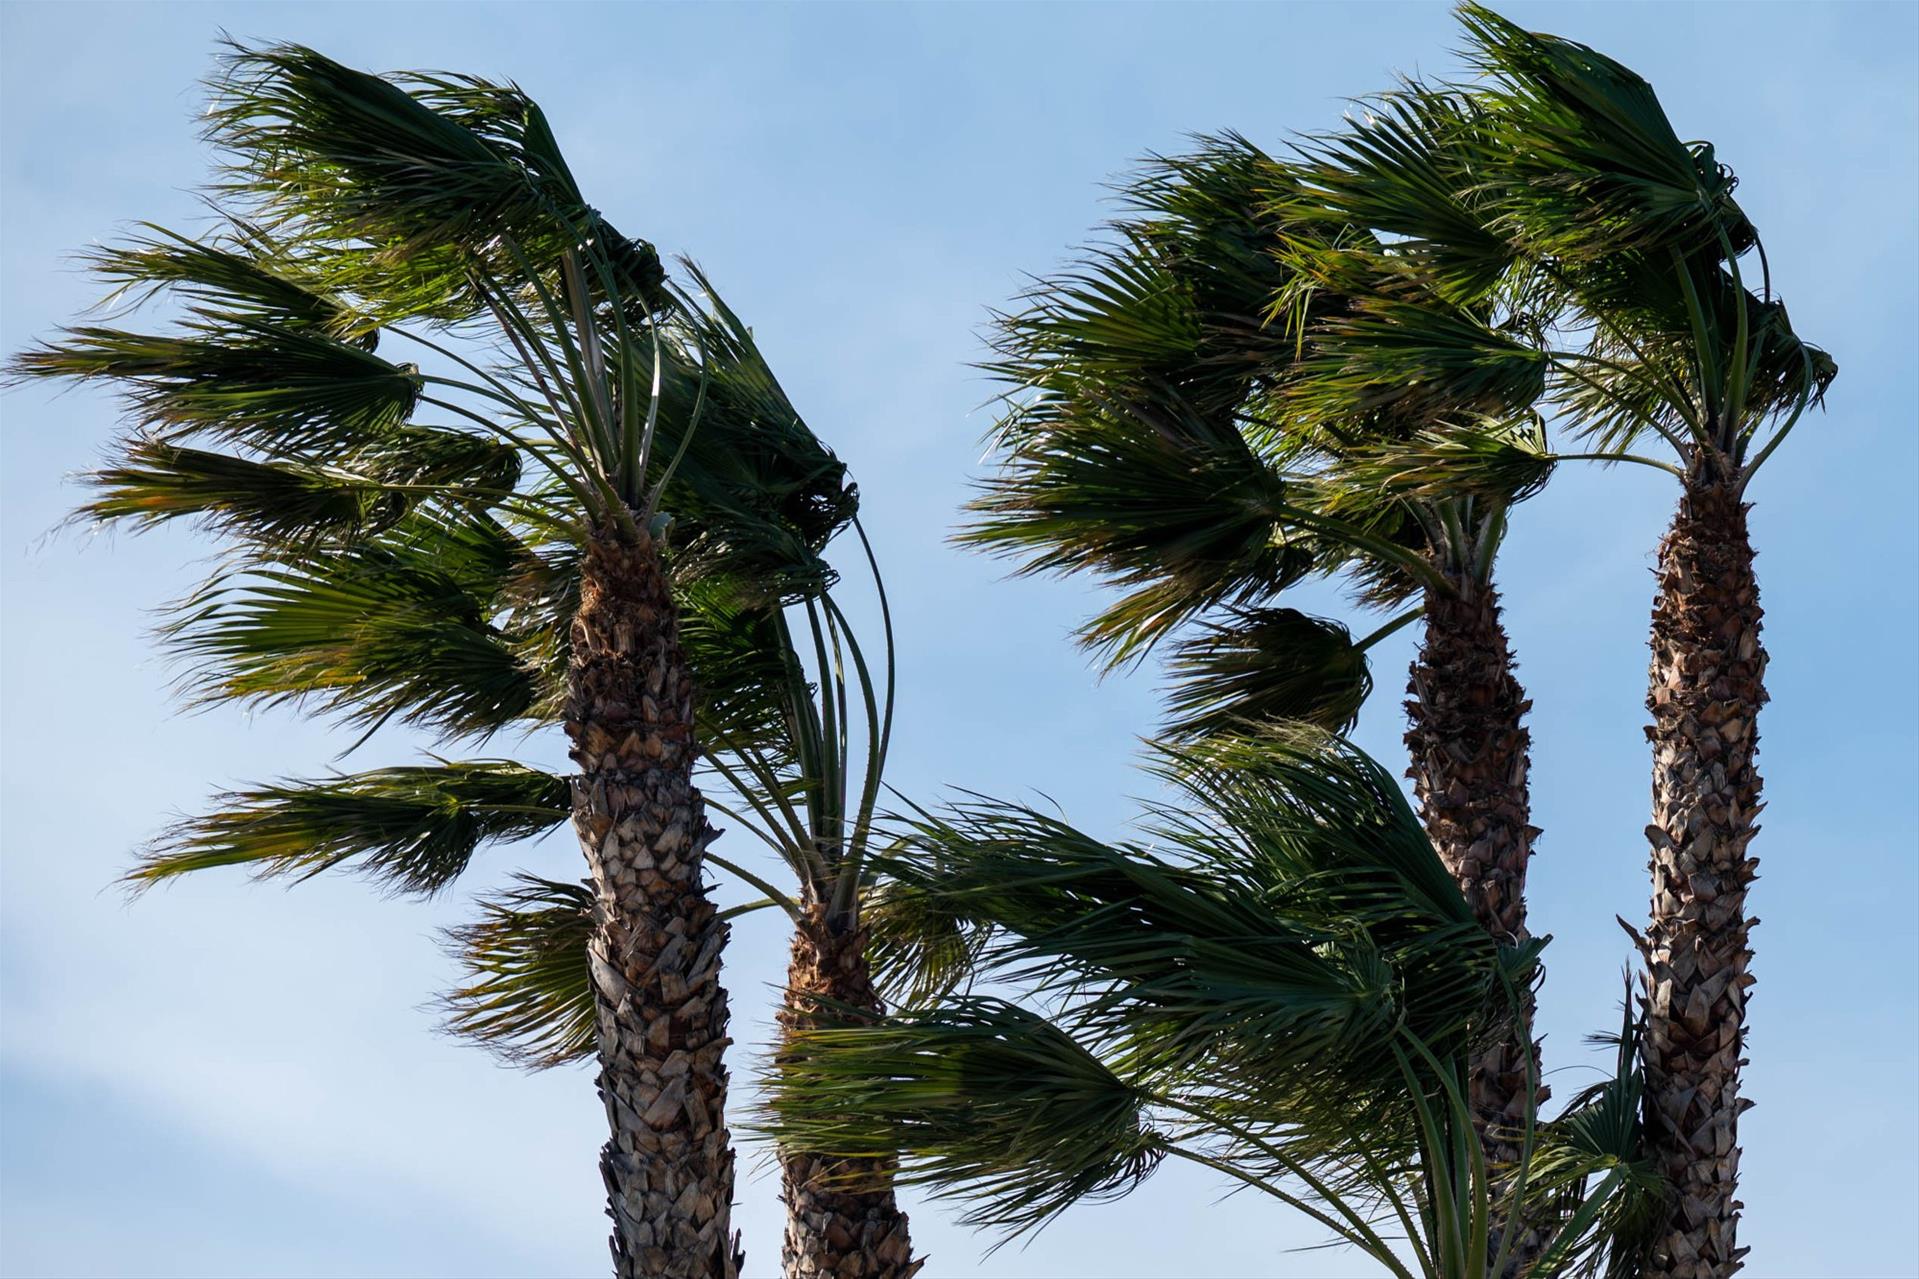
567 527 742 1279
778 904 921 1279
1641 462 1763 1279
1403 571 1543 1270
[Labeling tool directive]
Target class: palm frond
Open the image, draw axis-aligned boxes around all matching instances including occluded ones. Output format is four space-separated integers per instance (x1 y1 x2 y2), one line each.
1458 3 1752 265
1331 416 1554 505
442 874 598 1069
205 42 663 322
133 760 568 894
1295 83 1515 305
9 320 421 452
965 389 1303 666
84 221 372 343
637 268 857 602
158 510 545 740
1162 608 1372 737
761 997 1164 1236
78 429 520 543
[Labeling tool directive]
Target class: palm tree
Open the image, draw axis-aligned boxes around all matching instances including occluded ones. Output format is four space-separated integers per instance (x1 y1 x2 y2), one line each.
970 124 1557 1231
1459 12 1834 1274
760 730 1664 1277
1304 10 1836 1272
10 45 867 1279
444 552 924 1279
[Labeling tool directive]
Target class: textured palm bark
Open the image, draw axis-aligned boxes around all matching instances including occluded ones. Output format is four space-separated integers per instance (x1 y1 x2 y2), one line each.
567 527 742 1279
1640 466 1764 1279
1403 572 1544 1272
778 905 921 1279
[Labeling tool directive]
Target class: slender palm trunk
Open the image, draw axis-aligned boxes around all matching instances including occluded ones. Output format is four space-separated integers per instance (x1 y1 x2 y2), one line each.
567 527 741 1279
778 904 921 1279
1641 461 1763 1279
1403 570 1543 1270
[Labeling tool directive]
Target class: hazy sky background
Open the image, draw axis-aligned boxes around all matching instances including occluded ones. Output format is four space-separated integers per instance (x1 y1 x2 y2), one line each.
3 3 1915 1276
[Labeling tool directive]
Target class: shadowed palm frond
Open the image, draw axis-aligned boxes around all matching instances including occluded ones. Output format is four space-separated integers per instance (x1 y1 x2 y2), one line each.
134 760 568 895
1162 608 1372 737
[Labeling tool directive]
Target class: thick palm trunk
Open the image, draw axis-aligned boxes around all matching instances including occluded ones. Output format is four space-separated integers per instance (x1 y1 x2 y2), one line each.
567 528 741 1279
1641 464 1763 1279
778 905 921 1279
1403 572 1543 1269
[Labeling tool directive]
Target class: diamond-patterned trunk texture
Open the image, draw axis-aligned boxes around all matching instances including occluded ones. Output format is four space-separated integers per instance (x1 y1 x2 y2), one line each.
1641 468 1763 1278
567 528 742 1279
1403 573 1543 1272
778 905 921 1279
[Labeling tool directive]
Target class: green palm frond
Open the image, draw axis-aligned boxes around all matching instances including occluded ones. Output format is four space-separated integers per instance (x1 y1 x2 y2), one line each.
85 221 372 343
1162 608 1373 737
1284 270 1548 426
9 320 421 452
763 731 1649 1275
988 134 1304 439
442 874 598 1069
861 872 992 1007
134 760 568 895
640 269 857 602
205 42 663 323
763 997 1164 1236
965 389 1308 666
1332 416 1555 505
78 429 522 543
877 731 1514 1096
159 511 543 740
1458 3 1752 265
1295 84 1514 306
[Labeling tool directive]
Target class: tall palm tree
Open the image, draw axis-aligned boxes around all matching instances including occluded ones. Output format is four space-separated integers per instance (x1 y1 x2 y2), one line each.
760 730 1665 1277
1306 10 1836 1272
970 124 1557 1232
10 45 866 1279
1460 12 1834 1274
445 553 923 1279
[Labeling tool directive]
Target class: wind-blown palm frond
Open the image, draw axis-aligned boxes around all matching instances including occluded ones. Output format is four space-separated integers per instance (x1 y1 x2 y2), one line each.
767 997 1164 1235
1332 416 1555 505
134 760 568 895
1162 608 1372 736
762 732 1649 1274
78 430 521 543
1294 84 1514 307
159 511 542 740
966 388 1312 664
442 874 599 1069
85 222 372 342
10 320 422 452
1458 4 1753 266
205 42 663 323
640 270 857 602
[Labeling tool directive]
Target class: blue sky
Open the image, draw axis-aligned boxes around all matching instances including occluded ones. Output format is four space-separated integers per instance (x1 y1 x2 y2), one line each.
3 3 1915 1276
